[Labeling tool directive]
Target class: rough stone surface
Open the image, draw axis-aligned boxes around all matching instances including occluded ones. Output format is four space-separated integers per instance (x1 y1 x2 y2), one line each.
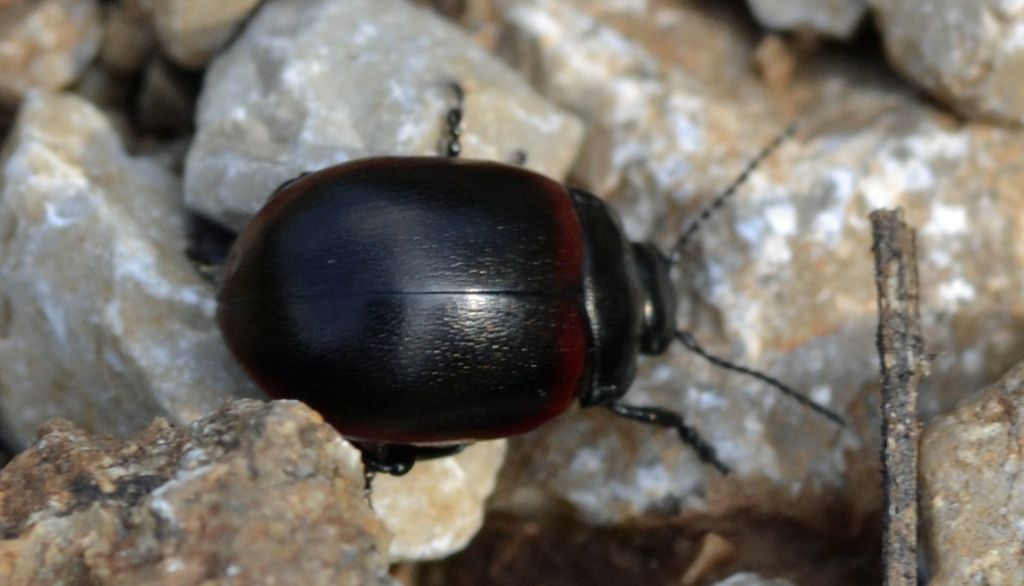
487 0 1024 528
0 400 395 585
748 0 867 39
921 361 1024 585
375 440 506 561
0 0 102 107
184 0 583 230
0 92 259 447
139 0 261 70
871 0 1024 125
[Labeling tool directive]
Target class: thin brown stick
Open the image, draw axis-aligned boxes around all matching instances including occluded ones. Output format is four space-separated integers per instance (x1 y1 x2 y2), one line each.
870 208 927 586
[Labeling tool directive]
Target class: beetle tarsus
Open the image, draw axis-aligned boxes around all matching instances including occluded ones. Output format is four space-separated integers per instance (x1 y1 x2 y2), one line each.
358 442 417 476
607 402 729 474
675 330 846 426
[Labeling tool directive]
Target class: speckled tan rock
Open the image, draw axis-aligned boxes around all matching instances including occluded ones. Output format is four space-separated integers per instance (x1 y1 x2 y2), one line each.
871 0 1024 125
488 0 1024 529
375 441 506 561
922 361 1024 586
0 400 395 585
139 0 261 69
0 0 102 106
0 92 259 447
747 0 867 39
184 0 582 230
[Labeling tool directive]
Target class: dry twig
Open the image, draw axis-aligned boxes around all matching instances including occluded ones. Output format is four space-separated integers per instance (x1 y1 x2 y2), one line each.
870 208 928 586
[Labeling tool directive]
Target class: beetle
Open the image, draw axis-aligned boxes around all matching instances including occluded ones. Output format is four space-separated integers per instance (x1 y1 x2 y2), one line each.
202 83 844 478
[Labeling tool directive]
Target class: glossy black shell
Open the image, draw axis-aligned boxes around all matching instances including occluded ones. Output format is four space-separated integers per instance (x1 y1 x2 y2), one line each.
217 157 675 444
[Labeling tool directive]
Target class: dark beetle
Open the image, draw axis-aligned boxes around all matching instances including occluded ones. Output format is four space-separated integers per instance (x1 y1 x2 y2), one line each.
210 87 842 477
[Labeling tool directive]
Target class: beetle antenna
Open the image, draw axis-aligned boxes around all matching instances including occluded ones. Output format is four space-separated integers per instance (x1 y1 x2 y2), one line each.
606 402 730 474
442 81 465 158
676 330 846 425
669 121 798 262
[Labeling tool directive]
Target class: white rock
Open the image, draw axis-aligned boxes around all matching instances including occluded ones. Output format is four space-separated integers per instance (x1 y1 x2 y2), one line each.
184 0 583 230
747 0 867 39
871 0 1024 124
0 92 259 447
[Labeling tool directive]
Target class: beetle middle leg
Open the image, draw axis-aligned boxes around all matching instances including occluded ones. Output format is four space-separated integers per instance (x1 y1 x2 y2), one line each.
356 442 468 499
605 402 729 474
675 331 846 425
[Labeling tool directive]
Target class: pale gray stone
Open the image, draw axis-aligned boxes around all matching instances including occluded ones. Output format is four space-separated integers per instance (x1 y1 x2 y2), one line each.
922 361 1024 586
871 0 1024 125
0 92 259 447
747 0 867 39
184 0 583 230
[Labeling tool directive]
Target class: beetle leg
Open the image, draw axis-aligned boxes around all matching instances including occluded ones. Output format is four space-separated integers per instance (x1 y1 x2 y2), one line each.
605 402 729 475
357 443 466 502
441 81 464 158
675 331 846 425
357 442 418 476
